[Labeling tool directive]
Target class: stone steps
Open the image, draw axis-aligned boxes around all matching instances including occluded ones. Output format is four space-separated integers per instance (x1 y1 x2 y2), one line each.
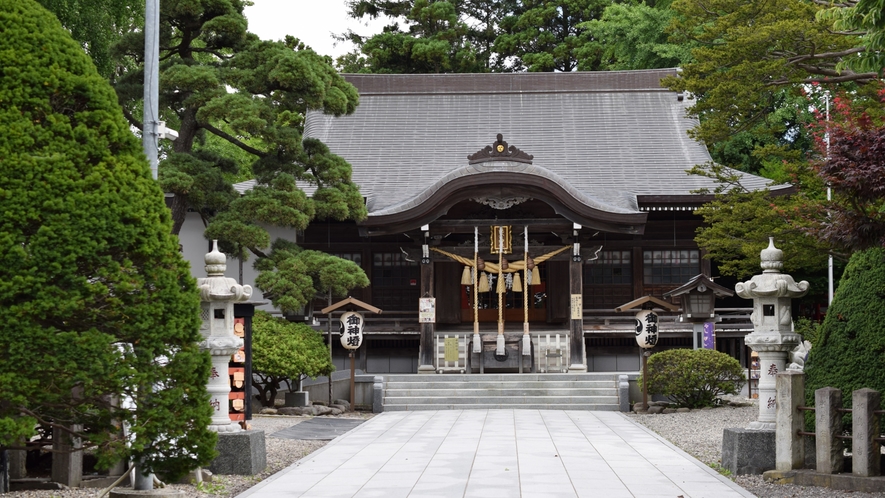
384 388 616 397
381 373 621 411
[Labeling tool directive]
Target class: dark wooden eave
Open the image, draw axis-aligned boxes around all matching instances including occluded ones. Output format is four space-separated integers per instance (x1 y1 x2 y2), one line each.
615 296 680 313
663 274 734 299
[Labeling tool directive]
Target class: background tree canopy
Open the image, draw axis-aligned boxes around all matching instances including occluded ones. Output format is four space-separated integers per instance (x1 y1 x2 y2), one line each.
0 0 214 479
340 0 680 73
662 0 885 280
35 0 143 78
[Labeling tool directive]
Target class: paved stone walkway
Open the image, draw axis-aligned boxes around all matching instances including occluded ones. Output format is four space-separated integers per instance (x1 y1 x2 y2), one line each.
237 410 755 498
271 418 368 440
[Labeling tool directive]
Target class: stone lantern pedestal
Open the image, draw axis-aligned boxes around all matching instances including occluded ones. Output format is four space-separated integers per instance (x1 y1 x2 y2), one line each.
197 242 266 475
722 238 809 475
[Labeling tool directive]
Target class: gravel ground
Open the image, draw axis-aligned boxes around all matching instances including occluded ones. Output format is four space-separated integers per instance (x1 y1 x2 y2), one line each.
627 398 885 498
6 403 885 498
3 412 373 498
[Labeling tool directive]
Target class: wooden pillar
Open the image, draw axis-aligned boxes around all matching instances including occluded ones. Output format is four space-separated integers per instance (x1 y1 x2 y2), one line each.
417 259 435 373
568 253 586 372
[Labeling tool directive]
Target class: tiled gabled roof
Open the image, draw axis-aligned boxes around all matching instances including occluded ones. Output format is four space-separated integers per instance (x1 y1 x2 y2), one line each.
303 69 784 219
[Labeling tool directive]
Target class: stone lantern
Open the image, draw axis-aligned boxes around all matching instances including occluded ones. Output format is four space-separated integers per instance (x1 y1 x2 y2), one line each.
664 274 733 349
736 237 808 430
197 241 252 432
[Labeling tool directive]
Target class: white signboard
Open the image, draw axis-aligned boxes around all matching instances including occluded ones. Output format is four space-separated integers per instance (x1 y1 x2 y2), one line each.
419 297 436 323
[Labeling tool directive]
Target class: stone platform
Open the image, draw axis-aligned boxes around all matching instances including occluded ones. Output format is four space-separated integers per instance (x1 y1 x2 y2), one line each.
209 430 266 476
722 428 775 475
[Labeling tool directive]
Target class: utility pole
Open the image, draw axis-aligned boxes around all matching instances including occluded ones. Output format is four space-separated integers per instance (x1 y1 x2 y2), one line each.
134 0 159 491
143 0 159 180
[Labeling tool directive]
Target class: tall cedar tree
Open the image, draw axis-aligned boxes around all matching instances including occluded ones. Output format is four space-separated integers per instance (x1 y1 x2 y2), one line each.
579 1 692 71
0 0 215 479
495 0 608 72
110 0 369 313
804 248 885 419
339 0 504 73
342 0 614 73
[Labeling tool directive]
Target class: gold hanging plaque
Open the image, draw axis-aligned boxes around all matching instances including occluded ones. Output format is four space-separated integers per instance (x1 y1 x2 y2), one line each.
490 225 512 254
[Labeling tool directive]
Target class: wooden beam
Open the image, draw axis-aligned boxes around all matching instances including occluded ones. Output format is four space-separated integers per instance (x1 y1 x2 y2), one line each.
426 218 575 234
321 296 382 315
615 296 680 312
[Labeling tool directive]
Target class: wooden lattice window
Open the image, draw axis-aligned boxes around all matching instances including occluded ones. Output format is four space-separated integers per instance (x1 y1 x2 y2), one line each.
643 250 700 284
585 250 632 284
372 252 419 310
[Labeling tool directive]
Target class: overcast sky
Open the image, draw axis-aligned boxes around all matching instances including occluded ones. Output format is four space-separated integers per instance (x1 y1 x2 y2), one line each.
243 0 390 59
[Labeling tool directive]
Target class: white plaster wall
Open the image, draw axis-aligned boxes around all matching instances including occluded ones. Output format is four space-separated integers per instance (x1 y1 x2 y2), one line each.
177 211 298 315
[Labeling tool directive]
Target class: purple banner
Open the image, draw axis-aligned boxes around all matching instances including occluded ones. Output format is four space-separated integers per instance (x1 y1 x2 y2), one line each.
702 322 715 349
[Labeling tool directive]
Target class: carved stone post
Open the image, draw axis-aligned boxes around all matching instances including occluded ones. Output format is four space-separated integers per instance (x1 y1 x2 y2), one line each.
775 371 805 471
736 238 809 430
197 241 252 432
816 387 844 474
852 388 881 477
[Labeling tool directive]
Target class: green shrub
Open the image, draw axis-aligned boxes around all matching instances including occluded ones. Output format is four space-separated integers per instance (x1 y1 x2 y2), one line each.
251 311 334 406
805 248 885 423
643 348 745 408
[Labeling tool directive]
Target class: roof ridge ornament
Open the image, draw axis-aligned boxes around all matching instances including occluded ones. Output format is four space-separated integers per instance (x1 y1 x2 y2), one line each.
468 133 533 164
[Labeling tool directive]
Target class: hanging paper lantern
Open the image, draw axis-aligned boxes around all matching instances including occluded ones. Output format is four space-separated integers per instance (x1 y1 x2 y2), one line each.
512 273 522 292
501 259 509 271
476 257 485 271
478 272 490 292
634 310 659 349
461 265 472 285
526 256 535 270
339 311 365 350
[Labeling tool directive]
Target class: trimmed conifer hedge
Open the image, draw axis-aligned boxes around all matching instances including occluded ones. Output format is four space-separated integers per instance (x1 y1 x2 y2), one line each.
804 248 885 419
0 0 215 478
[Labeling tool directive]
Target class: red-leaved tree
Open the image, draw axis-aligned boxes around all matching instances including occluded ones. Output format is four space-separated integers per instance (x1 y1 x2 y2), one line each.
802 87 885 252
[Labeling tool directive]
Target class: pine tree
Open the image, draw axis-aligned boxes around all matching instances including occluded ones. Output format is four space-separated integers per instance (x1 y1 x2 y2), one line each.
0 0 215 478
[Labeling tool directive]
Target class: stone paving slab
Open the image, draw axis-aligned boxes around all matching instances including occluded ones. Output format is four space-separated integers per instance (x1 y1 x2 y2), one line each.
270 418 367 440
237 410 757 498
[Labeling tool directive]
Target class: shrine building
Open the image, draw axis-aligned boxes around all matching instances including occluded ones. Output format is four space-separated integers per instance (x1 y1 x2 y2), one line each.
180 69 789 375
